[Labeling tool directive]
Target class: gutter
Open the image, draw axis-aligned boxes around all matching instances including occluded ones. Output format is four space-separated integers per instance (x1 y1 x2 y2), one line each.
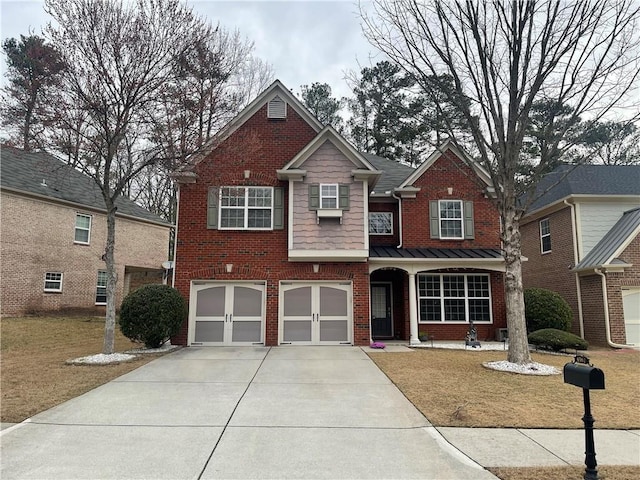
392 191 403 248
564 199 585 339
594 268 629 349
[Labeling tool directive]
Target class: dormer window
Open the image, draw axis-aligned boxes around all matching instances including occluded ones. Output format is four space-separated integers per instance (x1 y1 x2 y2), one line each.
267 95 287 119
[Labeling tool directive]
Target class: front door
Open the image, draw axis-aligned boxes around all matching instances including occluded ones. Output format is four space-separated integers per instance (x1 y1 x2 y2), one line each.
280 282 352 345
371 283 393 339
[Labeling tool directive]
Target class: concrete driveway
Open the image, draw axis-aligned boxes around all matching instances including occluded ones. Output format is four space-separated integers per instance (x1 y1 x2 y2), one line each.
1 346 497 479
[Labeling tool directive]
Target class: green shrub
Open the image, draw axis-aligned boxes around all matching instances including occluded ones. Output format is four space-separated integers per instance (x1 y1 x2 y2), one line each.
524 288 573 332
528 328 588 352
119 284 187 348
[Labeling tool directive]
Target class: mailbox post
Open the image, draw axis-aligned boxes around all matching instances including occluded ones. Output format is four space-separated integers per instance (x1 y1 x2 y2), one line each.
563 355 605 480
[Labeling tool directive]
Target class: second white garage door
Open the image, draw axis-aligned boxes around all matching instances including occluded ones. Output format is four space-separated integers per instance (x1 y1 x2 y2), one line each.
279 282 352 345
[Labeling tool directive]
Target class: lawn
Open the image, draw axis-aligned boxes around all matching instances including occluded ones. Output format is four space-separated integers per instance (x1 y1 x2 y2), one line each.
2 316 639 480
1 316 167 423
368 347 640 429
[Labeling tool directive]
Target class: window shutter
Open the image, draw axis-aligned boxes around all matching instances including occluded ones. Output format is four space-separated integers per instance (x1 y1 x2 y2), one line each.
308 184 320 210
339 185 350 210
273 187 284 230
207 187 218 229
429 200 439 239
464 201 475 239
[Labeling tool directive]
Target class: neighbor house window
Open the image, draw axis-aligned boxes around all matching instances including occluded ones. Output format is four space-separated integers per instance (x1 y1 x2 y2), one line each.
418 274 492 323
439 200 463 239
320 184 338 209
369 212 393 235
540 218 551 253
96 270 107 305
219 186 273 229
44 272 63 293
75 213 91 244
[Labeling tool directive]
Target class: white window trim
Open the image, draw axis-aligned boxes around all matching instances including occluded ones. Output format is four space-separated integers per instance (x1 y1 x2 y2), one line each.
540 218 551 254
74 213 92 245
369 212 393 235
44 272 63 293
96 270 107 305
438 199 464 240
320 183 339 209
418 273 493 324
219 186 274 230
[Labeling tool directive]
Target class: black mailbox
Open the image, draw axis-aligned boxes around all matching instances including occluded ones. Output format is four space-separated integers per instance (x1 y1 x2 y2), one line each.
563 363 605 390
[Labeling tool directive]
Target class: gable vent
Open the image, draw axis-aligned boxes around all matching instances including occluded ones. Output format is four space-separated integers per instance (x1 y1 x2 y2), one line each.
267 95 287 119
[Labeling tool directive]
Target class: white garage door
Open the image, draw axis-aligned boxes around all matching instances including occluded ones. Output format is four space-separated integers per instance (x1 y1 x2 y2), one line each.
622 288 640 346
189 282 265 346
279 282 352 345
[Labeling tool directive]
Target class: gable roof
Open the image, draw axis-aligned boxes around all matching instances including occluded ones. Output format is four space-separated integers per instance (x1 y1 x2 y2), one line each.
276 126 381 187
363 153 416 196
528 164 640 214
178 80 324 173
398 139 493 189
574 207 640 272
1 146 170 226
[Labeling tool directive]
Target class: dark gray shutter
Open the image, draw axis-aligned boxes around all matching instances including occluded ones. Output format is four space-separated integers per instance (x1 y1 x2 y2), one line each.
339 185 350 209
464 201 475 239
273 187 284 230
207 187 219 229
429 200 439 239
309 184 319 210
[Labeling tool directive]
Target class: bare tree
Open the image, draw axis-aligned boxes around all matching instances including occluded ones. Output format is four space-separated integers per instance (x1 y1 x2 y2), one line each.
361 0 640 364
44 0 222 355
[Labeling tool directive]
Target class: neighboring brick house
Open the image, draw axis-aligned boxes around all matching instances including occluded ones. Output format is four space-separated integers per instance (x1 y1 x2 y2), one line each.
521 165 640 347
172 81 507 347
1 147 172 316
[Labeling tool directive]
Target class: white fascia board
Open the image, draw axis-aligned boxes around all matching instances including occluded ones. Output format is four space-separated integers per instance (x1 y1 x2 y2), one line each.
368 257 506 274
288 249 369 262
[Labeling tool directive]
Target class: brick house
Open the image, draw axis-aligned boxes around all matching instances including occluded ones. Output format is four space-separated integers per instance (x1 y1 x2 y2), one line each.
1 147 172 316
172 81 507 347
521 165 640 347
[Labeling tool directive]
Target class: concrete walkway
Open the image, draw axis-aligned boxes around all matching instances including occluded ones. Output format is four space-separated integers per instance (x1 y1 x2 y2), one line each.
1 346 638 479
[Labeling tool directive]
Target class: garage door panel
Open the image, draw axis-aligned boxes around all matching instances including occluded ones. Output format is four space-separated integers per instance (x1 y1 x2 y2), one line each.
195 321 224 343
196 287 225 316
319 287 348 316
284 287 312 316
284 320 312 342
623 289 640 345
232 321 262 343
233 287 263 317
320 320 348 342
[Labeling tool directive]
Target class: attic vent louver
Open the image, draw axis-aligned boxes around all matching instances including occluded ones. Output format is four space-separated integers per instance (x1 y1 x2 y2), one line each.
267 95 287 119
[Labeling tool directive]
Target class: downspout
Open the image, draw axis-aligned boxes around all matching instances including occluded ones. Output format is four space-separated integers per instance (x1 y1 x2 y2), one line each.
564 200 584 338
594 268 629 349
392 192 403 248
171 187 180 289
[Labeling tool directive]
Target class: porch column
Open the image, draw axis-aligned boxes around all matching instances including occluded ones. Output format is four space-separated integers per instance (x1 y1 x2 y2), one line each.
408 273 420 345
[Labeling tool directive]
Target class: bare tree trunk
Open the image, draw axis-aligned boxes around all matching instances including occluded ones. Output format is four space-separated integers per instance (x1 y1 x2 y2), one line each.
502 207 532 364
102 205 117 354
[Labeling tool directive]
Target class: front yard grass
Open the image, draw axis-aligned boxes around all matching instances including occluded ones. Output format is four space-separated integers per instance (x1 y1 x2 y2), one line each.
369 348 640 429
1 316 166 423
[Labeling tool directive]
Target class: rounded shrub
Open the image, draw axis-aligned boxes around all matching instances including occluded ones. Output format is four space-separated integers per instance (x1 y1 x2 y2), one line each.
119 284 187 348
528 328 588 352
524 287 573 332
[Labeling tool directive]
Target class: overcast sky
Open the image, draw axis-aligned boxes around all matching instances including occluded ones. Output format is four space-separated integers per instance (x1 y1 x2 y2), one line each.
0 0 383 99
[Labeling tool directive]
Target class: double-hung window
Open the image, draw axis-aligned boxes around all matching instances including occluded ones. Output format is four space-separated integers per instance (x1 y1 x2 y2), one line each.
219 186 273 229
540 218 551 253
44 272 63 292
320 184 338 209
75 213 91 244
439 200 463 239
369 212 393 235
418 274 492 323
96 270 107 305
